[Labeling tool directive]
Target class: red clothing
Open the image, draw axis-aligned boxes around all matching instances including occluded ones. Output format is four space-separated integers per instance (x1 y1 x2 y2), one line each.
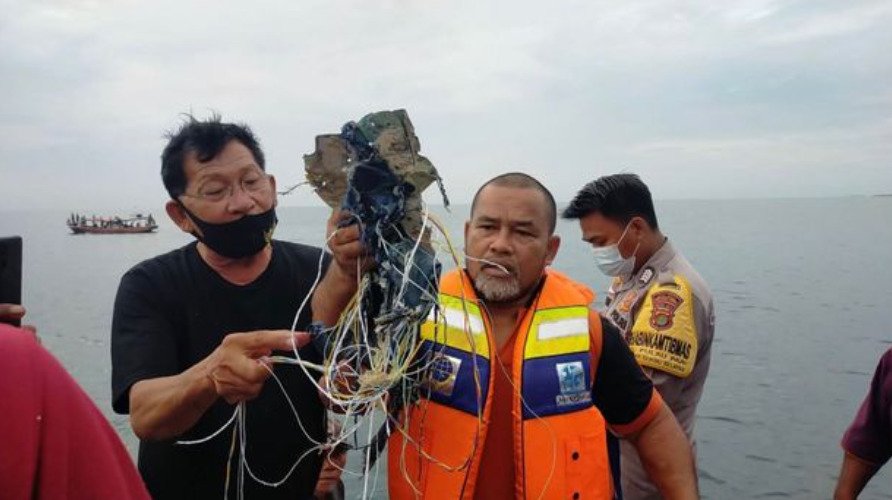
0 324 150 499
842 348 892 465
474 336 519 499
474 311 663 499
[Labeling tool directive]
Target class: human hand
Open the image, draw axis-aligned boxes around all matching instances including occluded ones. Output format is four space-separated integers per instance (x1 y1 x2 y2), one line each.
319 361 371 414
0 303 37 338
0 303 25 323
313 446 347 499
208 330 309 405
315 417 348 499
326 209 373 280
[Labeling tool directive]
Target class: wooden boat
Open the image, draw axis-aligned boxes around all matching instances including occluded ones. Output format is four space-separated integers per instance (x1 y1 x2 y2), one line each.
67 213 158 234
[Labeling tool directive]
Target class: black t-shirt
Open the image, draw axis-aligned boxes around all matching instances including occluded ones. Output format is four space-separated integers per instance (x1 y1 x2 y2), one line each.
111 240 330 499
591 316 656 426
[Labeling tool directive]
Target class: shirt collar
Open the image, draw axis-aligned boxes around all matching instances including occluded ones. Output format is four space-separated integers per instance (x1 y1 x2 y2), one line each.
619 237 675 290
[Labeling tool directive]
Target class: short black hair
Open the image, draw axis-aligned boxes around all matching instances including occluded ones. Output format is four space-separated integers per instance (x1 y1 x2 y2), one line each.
160 113 265 198
562 173 659 229
471 172 557 234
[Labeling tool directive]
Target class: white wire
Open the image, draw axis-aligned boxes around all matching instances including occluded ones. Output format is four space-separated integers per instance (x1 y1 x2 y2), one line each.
175 407 240 445
185 204 493 499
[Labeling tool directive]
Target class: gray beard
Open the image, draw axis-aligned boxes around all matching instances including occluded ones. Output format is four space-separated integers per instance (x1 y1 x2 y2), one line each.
473 273 521 303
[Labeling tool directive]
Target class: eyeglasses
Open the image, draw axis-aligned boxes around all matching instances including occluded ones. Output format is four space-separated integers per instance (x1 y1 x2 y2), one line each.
181 171 272 203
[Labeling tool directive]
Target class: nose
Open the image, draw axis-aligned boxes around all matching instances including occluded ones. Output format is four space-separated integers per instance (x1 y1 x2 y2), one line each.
225 184 256 214
488 227 513 255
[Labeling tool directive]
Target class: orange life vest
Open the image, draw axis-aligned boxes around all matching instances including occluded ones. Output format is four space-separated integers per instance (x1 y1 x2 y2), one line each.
388 269 613 499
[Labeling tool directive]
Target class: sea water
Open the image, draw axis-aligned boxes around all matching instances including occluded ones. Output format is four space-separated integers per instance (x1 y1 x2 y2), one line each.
2 196 891 499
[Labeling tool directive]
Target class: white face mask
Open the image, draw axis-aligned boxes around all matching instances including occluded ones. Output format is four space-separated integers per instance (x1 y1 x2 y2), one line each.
591 222 639 278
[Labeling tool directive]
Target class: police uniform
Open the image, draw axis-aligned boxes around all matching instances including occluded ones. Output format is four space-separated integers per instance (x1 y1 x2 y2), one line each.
603 239 715 499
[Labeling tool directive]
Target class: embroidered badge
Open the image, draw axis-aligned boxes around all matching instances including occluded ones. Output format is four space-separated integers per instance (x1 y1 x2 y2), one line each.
609 309 629 332
617 290 639 314
426 353 461 397
649 290 684 330
638 266 655 286
555 361 591 406
556 362 585 393
610 277 623 290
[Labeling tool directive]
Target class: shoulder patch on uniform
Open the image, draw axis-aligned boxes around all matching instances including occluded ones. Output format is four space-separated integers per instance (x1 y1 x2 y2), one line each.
649 290 683 330
629 276 698 378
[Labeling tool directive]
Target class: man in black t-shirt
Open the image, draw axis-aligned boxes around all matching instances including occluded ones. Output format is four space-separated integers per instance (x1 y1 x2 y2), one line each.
111 115 360 499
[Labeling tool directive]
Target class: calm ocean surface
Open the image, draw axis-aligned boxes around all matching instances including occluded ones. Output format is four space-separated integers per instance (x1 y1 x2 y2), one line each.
2 197 891 499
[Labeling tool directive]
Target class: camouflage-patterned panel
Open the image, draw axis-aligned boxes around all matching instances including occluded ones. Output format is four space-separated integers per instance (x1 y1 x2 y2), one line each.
301 109 448 233
302 134 350 208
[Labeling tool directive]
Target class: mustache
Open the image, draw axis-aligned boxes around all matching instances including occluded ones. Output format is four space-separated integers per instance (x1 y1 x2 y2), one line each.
464 254 513 275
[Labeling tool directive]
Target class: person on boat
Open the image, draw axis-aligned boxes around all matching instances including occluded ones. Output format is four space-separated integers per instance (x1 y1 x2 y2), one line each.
0 307 150 499
563 173 715 499
386 172 697 499
111 115 360 499
834 348 892 499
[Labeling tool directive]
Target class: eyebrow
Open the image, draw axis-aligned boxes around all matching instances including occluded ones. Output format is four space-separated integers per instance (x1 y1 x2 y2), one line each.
474 215 539 230
195 165 262 181
512 220 536 229
474 215 498 224
582 233 603 244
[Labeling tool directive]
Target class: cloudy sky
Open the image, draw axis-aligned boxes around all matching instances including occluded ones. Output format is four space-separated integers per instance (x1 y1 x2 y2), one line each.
1 0 890 211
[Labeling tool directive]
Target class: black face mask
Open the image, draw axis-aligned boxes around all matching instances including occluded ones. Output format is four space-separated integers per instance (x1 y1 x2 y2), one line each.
180 204 278 259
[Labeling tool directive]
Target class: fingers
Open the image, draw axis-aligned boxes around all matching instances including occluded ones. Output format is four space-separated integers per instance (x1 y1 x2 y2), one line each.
210 355 270 404
226 330 310 354
328 220 375 281
329 220 360 245
291 331 311 350
328 224 363 258
318 363 366 414
0 303 25 320
210 330 310 404
326 210 362 252
333 238 365 262
330 362 360 395
315 450 347 494
327 209 358 230
328 449 348 469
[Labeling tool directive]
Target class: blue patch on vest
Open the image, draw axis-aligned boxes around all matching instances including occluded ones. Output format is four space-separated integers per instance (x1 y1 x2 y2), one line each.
427 352 461 397
420 341 490 416
521 353 593 419
556 361 586 393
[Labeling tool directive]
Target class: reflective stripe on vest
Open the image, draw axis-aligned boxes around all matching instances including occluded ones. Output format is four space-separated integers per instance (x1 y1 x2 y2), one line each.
520 306 593 419
388 270 612 499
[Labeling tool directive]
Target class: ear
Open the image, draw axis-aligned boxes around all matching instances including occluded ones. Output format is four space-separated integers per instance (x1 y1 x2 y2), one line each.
630 216 648 238
268 174 278 206
544 234 561 266
165 199 195 234
464 220 470 246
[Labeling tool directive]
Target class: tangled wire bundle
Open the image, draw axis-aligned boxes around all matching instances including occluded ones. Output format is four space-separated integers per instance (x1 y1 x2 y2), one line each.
302 110 464 475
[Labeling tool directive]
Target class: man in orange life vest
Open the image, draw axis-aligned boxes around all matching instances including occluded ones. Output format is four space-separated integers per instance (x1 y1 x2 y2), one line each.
387 173 697 499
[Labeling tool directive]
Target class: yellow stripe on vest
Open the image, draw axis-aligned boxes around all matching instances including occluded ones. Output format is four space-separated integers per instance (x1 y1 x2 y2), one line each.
420 294 490 358
525 306 590 359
